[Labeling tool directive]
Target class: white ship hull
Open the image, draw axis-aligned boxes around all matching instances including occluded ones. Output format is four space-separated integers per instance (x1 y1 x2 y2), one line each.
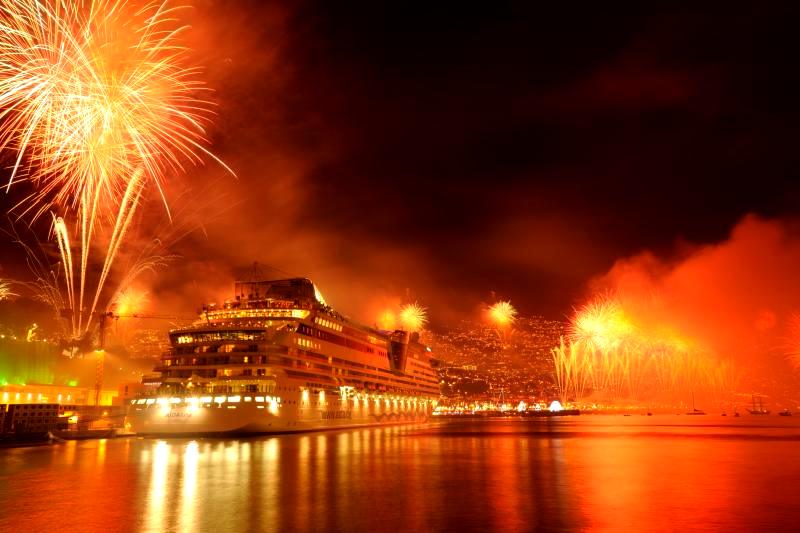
126 391 434 436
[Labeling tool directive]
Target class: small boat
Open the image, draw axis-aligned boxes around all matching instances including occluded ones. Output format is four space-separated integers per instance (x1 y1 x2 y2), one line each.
686 392 706 415
778 409 792 417
746 395 770 416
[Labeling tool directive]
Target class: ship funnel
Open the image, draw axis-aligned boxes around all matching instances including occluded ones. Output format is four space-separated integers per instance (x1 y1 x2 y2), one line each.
389 331 410 373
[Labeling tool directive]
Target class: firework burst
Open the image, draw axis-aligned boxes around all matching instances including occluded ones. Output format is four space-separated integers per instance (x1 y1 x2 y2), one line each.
488 300 517 328
569 296 634 351
111 286 150 315
0 1 229 341
0 0 226 214
399 302 428 332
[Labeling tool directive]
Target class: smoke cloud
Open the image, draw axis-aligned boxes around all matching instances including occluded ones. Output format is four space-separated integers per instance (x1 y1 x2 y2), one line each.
586 214 800 391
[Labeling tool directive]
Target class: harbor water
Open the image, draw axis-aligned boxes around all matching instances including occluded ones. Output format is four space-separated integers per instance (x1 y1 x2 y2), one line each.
1 416 799 532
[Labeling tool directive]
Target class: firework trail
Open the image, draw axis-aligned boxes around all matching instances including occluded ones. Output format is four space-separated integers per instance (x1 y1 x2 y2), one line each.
784 313 800 370
0 0 229 341
2 221 67 329
0 278 15 301
3 219 170 341
399 302 428 332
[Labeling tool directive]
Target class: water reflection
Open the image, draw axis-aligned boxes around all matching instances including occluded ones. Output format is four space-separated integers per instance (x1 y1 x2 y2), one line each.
179 441 198 532
144 440 168 532
1 418 800 532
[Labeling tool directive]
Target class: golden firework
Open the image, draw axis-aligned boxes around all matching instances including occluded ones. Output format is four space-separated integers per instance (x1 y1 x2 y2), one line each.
0 1 228 339
399 302 428 332
569 296 633 351
488 300 517 328
111 286 150 316
0 0 224 215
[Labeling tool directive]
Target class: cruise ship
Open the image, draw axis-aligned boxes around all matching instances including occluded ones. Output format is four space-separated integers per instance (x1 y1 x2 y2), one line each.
126 278 440 435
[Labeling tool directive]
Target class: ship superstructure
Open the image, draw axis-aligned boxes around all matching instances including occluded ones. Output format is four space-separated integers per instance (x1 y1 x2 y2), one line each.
126 278 440 435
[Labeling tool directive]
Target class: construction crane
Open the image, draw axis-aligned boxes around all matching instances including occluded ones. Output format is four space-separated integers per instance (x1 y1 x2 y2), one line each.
92 311 194 407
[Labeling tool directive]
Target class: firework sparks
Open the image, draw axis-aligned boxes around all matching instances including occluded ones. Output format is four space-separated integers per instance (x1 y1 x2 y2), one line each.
111 287 150 316
569 296 634 351
488 300 517 328
0 0 226 214
553 294 736 403
0 278 15 301
399 302 428 332
785 313 800 370
553 295 738 399
0 0 229 341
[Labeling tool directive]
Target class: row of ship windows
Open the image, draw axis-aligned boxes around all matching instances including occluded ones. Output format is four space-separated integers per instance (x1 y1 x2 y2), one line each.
206 309 309 320
294 361 439 389
296 338 321 351
163 368 271 378
174 345 290 356
294 349 437 385
177 344 258 354
283 369 439 394
174 331 264 344
163 360 428 387
164 348 437 386
165 355 270 366
335 323 387 348
298 324 387 356
172 358 438 386
314 316 343 332
174 325 389 351
164 351 437 386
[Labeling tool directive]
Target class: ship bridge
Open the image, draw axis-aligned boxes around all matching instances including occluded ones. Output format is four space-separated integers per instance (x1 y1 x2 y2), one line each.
233 278 326 307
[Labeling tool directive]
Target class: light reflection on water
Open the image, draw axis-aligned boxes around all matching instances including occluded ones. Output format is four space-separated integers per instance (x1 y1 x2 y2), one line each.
1 417 800 532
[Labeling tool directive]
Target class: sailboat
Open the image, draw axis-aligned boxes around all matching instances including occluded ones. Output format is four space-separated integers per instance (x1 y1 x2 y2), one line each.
746 395 770 415
686 392 706 415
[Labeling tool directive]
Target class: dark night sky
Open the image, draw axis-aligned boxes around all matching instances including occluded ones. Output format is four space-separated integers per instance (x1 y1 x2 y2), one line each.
4 1 800 323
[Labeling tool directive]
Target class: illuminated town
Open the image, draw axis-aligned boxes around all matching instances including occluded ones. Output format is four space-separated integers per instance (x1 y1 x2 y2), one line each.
1 1 800 531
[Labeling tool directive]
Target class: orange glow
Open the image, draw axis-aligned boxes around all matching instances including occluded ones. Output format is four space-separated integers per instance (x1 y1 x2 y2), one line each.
376 309 397 330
